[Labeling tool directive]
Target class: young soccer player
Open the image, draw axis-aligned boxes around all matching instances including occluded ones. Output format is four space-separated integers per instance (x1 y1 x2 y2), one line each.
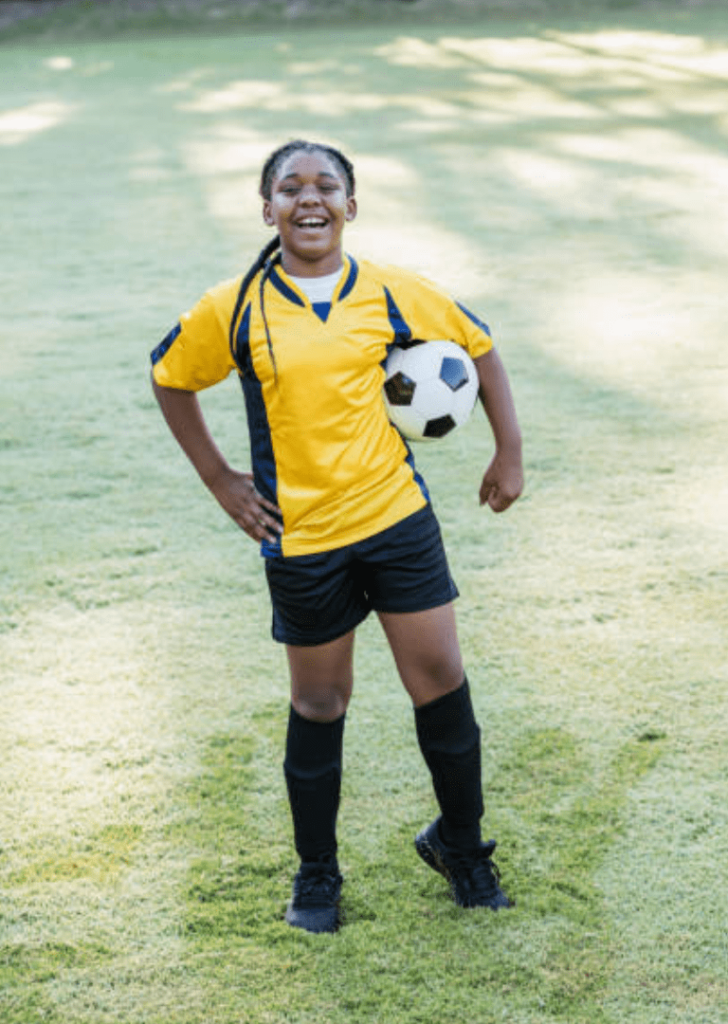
150 140 523 934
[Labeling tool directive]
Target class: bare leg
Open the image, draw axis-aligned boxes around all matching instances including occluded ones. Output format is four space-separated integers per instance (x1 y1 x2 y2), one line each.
283 630 355 879
286 630 356 722
378 603 464 706
380 602 484 851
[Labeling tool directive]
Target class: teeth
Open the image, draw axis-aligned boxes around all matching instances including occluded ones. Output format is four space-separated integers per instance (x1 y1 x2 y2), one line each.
298 218 326 227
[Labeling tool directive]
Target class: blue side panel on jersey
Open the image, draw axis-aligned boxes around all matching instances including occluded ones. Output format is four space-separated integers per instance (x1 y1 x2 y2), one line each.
381 307 431 500
404 442 431 503
456 301 491 338
382 287 413 363
312 301 331 323
268 266 305 306
234 305 253 370
150 322 181 365
240 374 283 557
234 304 282 556
339 257 358 300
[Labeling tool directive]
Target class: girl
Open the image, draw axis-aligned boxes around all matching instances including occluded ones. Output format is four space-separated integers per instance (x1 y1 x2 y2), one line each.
151 140 523 934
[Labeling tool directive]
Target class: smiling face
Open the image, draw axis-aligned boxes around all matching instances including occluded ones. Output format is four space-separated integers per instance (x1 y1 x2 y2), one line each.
262 150 357 278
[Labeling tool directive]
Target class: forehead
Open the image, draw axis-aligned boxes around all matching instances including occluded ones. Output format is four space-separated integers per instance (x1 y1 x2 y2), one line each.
274 149 343 184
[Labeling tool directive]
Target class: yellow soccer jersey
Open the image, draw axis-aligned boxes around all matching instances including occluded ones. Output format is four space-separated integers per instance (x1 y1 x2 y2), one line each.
151 255 492 557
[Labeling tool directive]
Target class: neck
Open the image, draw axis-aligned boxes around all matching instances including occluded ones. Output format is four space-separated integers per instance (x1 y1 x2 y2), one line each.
279 249 344 278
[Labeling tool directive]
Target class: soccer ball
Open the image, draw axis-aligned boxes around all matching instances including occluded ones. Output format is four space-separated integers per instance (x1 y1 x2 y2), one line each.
383 340 479 442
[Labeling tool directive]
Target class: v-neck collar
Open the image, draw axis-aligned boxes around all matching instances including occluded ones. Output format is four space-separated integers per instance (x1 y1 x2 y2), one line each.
267 255 359 312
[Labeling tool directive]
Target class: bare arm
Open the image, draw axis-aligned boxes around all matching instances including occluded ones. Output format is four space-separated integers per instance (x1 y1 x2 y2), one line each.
473 348 524 513
151 374 282 542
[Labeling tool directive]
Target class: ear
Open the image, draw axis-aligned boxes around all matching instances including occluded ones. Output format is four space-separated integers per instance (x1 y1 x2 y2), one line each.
262 201 275 227
345 196 358 222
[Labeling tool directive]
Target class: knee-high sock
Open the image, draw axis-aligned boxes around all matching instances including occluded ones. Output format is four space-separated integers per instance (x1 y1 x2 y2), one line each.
284 705 345 864
414 678 484 850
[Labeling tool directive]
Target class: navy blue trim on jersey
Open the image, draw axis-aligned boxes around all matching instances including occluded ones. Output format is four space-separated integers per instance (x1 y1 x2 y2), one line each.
339 257 358 300
403 440 430 502
232 303 282 556
233 304 253 371
268 265 306 307
383 287 413 356
456 301 491 338
151 322 181 366
239 373 283 557
312 301 331 323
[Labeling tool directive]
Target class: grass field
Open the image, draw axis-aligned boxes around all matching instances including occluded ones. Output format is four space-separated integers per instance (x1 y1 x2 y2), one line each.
2 2 728 1022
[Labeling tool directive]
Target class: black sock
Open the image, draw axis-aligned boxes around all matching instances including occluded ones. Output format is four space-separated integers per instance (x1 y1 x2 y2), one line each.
284 705 345 865
414 678 484 850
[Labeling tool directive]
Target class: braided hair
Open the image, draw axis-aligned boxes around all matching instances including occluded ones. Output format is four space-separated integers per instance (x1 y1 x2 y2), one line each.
230 140 356 377
259 139 356 200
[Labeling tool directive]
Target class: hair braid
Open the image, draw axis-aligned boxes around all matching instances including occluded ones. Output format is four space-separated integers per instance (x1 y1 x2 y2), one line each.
229 234 281 372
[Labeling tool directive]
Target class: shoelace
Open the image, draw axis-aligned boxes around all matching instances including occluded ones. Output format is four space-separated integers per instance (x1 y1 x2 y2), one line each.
450 843 501 900
295 867 341 906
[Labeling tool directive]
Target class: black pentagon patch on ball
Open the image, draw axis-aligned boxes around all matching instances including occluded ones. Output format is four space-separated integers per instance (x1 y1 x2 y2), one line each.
439 356 469 392
423 414 457 439
384 372 416 406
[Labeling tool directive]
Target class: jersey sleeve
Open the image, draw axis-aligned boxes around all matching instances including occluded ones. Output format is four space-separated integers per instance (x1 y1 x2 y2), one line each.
150 281 238 391
386 267 494 360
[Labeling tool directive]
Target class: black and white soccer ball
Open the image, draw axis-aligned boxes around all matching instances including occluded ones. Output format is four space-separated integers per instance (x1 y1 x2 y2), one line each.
383 340 479 442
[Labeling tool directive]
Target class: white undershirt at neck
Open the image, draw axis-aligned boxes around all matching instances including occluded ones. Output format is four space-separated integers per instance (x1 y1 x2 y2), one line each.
288 267 343 304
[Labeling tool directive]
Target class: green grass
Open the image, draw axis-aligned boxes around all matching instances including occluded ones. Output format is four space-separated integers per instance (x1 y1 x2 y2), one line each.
2 4 728 1023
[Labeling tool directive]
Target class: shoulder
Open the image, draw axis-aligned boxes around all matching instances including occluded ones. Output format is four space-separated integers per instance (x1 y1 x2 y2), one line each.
351 256 492 356
354 256 443 296
204 274 247 314
175 274 249 338
353 258 458 322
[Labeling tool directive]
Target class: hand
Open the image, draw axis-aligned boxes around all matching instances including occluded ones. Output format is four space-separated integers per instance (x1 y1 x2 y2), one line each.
479 450 524 513
208 467 283 543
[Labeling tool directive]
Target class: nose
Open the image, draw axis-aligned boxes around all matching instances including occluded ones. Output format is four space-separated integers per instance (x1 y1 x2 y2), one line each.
299 184 321 204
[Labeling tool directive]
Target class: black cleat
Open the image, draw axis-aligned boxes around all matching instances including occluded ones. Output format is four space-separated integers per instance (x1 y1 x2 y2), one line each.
415 818 512 910
285 858 343 934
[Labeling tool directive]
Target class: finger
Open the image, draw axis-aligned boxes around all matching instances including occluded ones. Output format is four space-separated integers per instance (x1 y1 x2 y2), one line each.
489 490 514 513
246 484 282 519
479 481 495 507
255 510 283 535
260 501 283 521
487 490 502 512
254 510 282 542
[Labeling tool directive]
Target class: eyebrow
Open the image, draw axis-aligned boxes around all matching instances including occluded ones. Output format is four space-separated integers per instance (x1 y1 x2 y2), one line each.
278 171 339 183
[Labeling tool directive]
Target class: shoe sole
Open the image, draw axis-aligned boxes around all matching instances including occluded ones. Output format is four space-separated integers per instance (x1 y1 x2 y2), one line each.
285 902 341 934
415 830 450 880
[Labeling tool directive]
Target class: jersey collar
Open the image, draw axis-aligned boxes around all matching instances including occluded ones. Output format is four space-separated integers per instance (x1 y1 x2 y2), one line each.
267 255 359 308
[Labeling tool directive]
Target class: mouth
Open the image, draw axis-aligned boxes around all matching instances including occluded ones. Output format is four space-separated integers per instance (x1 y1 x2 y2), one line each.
295 217 328 229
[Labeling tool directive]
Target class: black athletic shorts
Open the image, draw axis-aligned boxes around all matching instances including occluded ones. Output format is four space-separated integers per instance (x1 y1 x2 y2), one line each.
264 504 459 646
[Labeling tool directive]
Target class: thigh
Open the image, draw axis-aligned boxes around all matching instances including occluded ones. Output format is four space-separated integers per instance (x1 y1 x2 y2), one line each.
378 603 464 708
287 631 356 722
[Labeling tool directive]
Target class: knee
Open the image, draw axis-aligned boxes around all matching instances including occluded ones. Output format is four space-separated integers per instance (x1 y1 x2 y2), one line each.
418 646 464 688
291 689 349 722
403 651 465 707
